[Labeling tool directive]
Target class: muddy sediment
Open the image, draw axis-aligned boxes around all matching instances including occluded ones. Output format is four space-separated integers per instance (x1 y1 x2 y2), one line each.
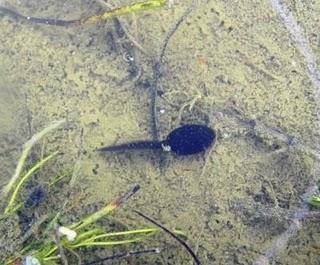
0 0 319 264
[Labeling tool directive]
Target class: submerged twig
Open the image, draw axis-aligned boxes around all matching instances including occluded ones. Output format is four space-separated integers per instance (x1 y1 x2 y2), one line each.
133 210 202 265
159 5 194 63
0 0 166 27
70 184 140 230
151 61 162 141
21 214 49 243
151 5 195 141
54 223 69 265
66 248 82 265
95 0 148 55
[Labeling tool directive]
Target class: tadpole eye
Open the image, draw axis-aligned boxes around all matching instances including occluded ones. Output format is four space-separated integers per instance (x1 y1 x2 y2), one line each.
166 124 216 156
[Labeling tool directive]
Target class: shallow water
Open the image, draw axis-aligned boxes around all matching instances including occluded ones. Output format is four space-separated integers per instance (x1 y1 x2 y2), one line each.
0 0 320 264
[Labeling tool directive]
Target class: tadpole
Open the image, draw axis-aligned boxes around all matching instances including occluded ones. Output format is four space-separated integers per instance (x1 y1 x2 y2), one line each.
97 124 216 156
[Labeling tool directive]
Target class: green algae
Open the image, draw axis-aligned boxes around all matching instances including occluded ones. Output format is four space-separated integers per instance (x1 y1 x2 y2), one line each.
0 0 319 264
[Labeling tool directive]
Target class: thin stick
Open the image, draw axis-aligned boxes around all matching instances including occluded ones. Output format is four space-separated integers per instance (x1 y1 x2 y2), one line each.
0 0 166 27
1 119 65 199
20 214 49 243
66 248 82 265
159 5 194 63
133 210 202 265
70 184 140 230
54 223 69 265
150 5 194 141
95 0 148 55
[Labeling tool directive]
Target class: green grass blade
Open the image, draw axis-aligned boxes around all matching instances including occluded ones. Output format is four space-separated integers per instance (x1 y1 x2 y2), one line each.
1 119 65 198
4 151 59 214
70 237 146 248
308 195 320 207
84 0 166 24
87 227 159 241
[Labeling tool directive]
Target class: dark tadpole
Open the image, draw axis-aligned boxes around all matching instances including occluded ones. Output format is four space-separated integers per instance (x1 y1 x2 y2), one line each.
97 124 216 156
24 186 47 209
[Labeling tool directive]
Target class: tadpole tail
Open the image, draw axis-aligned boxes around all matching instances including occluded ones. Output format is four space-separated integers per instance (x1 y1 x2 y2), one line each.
97 140 163 152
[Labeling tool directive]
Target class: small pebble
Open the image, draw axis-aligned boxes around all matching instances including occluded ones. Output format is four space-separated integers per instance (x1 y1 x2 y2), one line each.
58 226 77 241
25 256 40 265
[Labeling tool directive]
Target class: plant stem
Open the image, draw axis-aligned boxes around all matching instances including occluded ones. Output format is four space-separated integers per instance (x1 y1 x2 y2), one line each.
1 119 65 198
4 151 59 214
70 184 140 230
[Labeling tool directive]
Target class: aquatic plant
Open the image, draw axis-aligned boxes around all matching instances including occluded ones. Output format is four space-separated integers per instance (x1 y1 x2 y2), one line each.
0 0 167 27
0 120 166 264
308 195 320 207
4 185 164 264
0 119 204 264
3 183 163 264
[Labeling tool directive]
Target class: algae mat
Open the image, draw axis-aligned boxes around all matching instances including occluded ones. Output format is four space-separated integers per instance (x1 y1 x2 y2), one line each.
0 0 320 264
